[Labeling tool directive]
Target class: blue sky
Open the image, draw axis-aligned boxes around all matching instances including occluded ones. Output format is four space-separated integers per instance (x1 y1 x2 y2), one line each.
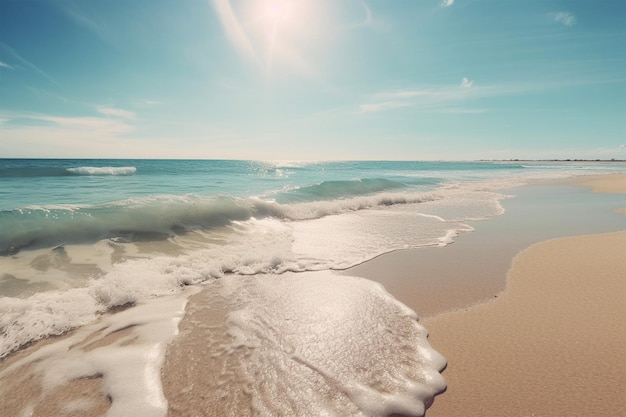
0 0 624 160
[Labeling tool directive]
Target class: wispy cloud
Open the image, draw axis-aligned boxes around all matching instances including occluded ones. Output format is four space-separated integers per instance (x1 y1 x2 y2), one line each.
0 111 136 156
552 12 576 27
342 2 391 32
360 79 478 113
358 74 622 115
359 101 415 113
97 106 136 120
0 60 12 69
441 0 454 7
461 77 473 88
0 110 243 158
0 42 59 85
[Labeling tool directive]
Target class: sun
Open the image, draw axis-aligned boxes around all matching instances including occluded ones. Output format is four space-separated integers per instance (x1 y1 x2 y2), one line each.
245 0 313 72
264 0 295 27
254 0 301 36
215 0 325 76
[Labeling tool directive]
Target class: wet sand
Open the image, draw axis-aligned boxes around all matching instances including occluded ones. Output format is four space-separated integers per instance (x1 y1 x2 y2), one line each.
349 173 626 416
346 174 626 317
423 174 625 416
421 174 626 417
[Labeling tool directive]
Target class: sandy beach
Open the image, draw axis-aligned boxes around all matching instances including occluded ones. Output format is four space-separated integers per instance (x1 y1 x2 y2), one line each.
1 173 624 417
422 174 626 417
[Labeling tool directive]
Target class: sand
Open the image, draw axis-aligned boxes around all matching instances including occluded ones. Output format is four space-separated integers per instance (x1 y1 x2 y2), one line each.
425 231 626 416
571 173 626 194
421 174 626 416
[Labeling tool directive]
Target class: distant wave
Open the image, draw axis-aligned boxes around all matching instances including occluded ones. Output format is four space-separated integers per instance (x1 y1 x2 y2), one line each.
0 191 439 255
0 166 136 177
66 166 137 176
275 178 408 203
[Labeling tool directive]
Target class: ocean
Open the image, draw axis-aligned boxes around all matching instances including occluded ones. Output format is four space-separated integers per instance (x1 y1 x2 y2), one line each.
1 159 625 416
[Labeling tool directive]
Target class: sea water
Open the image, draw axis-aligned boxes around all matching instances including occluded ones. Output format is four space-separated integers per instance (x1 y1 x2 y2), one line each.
0 159 624 416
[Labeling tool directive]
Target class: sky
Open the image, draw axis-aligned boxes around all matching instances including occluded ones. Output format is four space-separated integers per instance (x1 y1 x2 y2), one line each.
0 0 625 160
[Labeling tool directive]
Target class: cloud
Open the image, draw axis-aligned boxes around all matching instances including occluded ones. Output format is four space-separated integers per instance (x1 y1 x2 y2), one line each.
553 12 576 27
0 111 137 157
361 81 479 113
358 77 577 114
441 0 454 7
359 101 415 113
60 6 107 40
97 106 136 120
0 42 59 85
0 60 12 69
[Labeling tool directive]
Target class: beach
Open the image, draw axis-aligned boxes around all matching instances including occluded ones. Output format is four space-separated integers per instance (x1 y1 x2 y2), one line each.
355 173 626 416
3 0 625 414
160 172 626 416
1 166 625 417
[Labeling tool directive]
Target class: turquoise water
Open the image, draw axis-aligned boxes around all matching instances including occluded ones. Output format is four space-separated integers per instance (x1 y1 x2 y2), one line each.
3 159 623 254
1 159 522 209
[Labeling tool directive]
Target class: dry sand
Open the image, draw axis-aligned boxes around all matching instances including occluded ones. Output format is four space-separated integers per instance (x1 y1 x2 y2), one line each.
570 173 626 194
422 173 626 417
425 231 626 417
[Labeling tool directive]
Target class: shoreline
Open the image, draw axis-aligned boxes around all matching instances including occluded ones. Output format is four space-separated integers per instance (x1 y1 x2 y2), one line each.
345 173 626 317
422 174 626 416
346 172 625 415
1 172 624 416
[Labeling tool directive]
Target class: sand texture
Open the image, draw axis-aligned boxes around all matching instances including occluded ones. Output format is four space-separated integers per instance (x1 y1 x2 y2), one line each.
573 173 626 194
424 230 626 417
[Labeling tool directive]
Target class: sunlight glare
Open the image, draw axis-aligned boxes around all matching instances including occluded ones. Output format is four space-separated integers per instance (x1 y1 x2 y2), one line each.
257 0 299 34
233 0 327 76
265 0 294 25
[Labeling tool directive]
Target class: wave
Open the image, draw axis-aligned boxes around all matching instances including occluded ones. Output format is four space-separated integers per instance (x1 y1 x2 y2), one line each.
0 191 439 255
66 166 137 176
275 178 408 203
0 166 137 177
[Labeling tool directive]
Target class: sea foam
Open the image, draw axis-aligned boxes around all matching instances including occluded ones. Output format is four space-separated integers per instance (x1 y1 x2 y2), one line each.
66 166 137 176
0 191 440 254
163 272 446 417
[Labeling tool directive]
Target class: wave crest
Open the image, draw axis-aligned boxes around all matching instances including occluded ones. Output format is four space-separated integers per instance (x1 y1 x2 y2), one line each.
276 178 408 203
66 166 137 176
0 192 439 254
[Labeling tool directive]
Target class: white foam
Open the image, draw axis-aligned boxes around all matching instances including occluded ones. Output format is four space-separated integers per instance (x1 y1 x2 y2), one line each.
2 271 445 416
209 271 446 416
0 183 510 358
1 293 191 417
67 166 137 176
